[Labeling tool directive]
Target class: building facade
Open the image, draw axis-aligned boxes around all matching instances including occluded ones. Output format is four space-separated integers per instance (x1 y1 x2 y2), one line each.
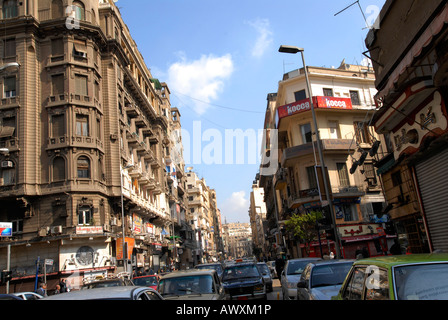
249 174 268 260
0 0 195 293
260 62 391 259
367 0 448 253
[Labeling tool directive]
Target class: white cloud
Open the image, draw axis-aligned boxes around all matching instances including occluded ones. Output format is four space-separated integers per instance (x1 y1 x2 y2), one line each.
220 191 250 223
246 18 273 58
167 53 234 115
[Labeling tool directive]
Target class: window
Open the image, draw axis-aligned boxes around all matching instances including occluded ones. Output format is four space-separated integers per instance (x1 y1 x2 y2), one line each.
51 38 64 57
1 167 15 185
294 89 306 102
51 0 64 19
336 204 358 222
51 114 65 137
365 268 389 300
4 38 15 57
76 114 89 136
350 90 361 105
363 163 377 186
337 163 350 186
73 1 85 21
323 88 333 97
300 123 312 143
341 267 366 300
73 39 87 59
78 205 92 225
75 74 88 96
328 121 340 139
306 166 318 189
391 171 402 187
52 74 64 96
354 121 371 144
2 0 17 19
77 156 90 178
94 80 100 100
4 76 16 98
0 116 15 138
53 156 65 181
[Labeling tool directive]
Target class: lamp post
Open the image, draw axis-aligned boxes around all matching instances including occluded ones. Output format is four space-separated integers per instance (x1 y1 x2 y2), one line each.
278 45 342 259
120 164 134 273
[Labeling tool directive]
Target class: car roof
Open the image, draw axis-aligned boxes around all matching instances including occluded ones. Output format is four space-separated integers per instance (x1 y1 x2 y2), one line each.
159 269 217 280
42 286 154 300
353 253 448 268
309 259 355 266
286 258 322 263
195 263 222 266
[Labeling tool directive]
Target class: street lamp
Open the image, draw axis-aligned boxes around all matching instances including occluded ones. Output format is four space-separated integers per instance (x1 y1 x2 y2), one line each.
278 45 342 259
120 163 134 273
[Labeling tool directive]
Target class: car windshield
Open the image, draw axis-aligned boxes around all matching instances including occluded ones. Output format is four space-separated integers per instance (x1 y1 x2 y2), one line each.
394 263 448 300
287 261 313 275
133 276 158 286
311 263 353 288
158 275 215 296
256 264 270 275
222 265 260 281
82 280 124 290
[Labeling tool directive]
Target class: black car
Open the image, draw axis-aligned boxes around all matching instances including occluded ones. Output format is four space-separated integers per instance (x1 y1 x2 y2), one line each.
194 263 224 278
221 262 266 300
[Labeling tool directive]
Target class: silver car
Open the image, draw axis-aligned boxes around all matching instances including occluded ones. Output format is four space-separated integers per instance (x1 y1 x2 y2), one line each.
281 258 321 300
12 292 43 300
297 260 355 300
256 262 273 292
41 286 163 300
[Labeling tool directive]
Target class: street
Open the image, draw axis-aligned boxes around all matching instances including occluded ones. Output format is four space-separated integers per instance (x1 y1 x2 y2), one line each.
266 278 282 301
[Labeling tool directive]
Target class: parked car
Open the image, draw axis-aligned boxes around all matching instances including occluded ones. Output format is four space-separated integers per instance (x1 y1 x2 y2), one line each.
281 257 321 300
81 272 134 290
256 262 273 292
158 269 225 300
42 286 163 300
133 275 159 290
266 261 277 278
297 260 355 300
194 263 224 278
222 261 266 300
333 253 448 300
12 292 43 300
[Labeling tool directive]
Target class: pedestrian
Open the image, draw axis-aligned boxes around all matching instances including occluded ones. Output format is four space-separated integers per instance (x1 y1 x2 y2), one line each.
275 256 285 280
389 239 402 255
59 278 67 293
54 284 61 295
36 282 47 297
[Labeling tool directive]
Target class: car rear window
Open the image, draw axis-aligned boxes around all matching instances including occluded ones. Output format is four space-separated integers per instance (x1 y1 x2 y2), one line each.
133 276 158 286
394 263 448 300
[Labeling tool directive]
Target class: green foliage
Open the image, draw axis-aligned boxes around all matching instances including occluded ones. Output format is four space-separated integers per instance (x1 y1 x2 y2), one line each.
285 211 323 248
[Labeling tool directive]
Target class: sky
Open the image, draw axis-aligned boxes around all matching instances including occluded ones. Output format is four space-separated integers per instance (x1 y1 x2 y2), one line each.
117 0 386 223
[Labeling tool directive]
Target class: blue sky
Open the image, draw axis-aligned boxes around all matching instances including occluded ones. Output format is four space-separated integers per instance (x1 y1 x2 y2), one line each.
118 0 386 223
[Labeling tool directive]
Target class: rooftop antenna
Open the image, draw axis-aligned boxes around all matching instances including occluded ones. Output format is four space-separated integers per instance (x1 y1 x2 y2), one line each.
334 0 369 28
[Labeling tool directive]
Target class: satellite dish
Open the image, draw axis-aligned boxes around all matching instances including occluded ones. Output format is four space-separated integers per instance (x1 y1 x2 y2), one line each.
187 167 193 172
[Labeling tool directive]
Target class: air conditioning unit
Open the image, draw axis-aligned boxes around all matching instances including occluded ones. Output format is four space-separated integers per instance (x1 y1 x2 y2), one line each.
38 227 48 237
50 225 63 234
110 217 118 226
1 161 13 168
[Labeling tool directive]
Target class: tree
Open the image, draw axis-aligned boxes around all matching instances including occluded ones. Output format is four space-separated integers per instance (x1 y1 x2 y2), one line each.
285 211 323 256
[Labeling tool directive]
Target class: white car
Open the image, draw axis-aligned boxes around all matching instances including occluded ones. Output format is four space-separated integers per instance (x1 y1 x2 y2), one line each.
12 292 43 300
41 286 163 300
281 258 321 300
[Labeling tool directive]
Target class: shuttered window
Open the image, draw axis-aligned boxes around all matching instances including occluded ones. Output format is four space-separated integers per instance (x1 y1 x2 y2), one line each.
75 75 88 96
51 114 65 137
53 157 65 181
4 38 15 57
51 38 64 56
337 163 350 186
52 74 64 96
76 114 89 136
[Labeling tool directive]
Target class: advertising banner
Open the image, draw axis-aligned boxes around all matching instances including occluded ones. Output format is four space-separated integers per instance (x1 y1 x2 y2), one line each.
0 222 12 237
116 237 135 260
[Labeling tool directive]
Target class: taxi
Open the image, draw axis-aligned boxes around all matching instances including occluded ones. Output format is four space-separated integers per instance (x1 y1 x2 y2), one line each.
332 253 448 300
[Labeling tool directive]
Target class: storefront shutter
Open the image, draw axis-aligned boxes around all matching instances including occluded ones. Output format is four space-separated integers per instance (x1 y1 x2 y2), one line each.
415 147 448 251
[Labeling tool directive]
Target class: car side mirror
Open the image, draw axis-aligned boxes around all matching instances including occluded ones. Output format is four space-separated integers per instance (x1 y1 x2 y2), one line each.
297 280 308 288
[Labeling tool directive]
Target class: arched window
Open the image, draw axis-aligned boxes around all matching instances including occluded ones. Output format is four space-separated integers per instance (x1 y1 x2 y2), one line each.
73 1 85 21
77 156 90 178
2 0 17 19
51 0 64 19
53 156 66 181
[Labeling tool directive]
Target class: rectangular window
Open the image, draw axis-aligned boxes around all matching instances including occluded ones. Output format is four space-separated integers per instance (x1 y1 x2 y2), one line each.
51 114 65 137
4 38 15 57
323 88 333 97
337 163 350 186
4 76 16 98
350 90 361 105
76 114 89 136
306 166 318 189
94 80 100 100
75 75 88 96
73 39 87 58
294 89 307 102
78 206 93 225
2 168 15 185
354 121 371 144
301 123 312 143
51 38 64 57
0 116 16 138
52 74 65 96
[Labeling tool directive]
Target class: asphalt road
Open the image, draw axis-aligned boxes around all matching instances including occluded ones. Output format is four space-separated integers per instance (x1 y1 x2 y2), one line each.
267 278 283 300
